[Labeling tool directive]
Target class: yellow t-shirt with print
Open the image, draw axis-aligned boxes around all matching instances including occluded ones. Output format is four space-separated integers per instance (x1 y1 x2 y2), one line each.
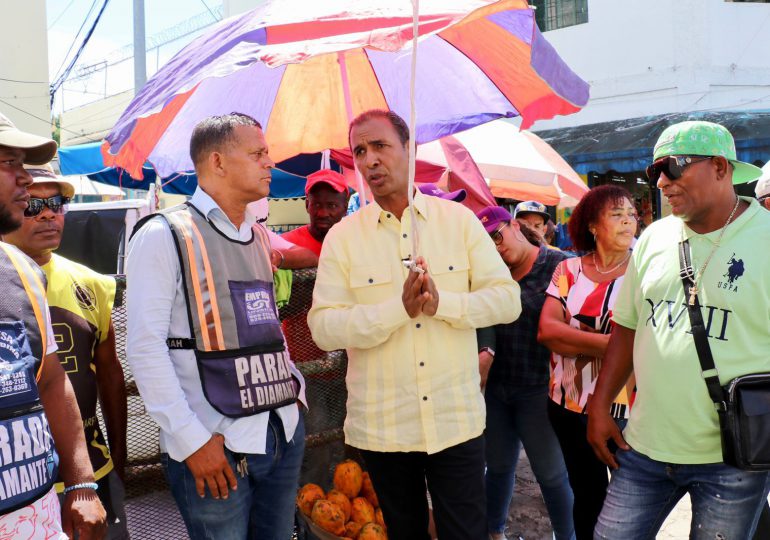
42 254 116 489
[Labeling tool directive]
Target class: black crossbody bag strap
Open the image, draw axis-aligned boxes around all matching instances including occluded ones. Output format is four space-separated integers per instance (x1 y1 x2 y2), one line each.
678 239 727 411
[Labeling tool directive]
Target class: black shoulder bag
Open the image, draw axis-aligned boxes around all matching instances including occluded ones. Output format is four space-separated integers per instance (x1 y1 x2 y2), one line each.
679 238 770 470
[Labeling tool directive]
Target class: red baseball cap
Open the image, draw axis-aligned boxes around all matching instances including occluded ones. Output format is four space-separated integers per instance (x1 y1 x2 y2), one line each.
305 170 349 196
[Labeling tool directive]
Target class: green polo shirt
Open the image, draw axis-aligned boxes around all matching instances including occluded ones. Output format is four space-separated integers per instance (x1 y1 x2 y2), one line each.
613 197 770 464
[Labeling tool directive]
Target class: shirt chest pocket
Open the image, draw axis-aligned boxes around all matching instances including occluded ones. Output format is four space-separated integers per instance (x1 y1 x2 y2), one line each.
349 264 394 304
429 251 471 293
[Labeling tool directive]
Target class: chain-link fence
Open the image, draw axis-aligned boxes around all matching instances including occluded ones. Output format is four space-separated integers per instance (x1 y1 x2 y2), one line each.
112 269 348 539
110 276 189 539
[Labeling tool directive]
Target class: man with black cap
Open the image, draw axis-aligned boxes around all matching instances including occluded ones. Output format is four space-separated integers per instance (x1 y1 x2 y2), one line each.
588 120 770 538
0 111 106 538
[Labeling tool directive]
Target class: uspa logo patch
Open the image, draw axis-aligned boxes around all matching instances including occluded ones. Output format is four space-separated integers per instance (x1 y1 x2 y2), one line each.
72 282 96 311
717 253 745 293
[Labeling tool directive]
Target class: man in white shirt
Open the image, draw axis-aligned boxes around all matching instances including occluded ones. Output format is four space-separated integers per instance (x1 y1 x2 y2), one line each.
126 113 306 540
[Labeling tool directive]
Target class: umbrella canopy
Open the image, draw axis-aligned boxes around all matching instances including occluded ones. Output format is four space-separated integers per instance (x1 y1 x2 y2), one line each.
331 147 496 214
60 141 328 197
67 175 126 198
417 121 589 206
103 0 589 179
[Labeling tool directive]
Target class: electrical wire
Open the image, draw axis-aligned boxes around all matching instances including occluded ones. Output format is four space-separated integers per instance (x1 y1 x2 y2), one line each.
50 0 112 107
0 77 48 85
51 0 99 84
48 0 77 30
0 97 100 142
198 0 220 21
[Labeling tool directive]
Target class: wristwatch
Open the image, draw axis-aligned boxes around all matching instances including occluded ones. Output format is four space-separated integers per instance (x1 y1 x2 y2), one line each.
479 346 495 357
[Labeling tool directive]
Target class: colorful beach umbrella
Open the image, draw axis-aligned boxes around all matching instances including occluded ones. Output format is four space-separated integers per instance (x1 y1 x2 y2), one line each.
102 0 589 179
418 121 589 206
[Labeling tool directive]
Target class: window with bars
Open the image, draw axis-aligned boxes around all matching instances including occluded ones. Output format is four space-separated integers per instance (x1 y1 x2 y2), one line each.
532 0 589 31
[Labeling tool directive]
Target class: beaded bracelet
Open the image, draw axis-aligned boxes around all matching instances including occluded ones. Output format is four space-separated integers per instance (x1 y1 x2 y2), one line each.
63 482 98 495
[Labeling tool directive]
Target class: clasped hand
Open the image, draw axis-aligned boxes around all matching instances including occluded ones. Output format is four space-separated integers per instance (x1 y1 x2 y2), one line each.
402 257 439 318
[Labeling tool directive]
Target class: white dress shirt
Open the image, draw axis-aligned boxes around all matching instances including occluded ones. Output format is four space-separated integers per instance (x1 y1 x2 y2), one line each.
126 188 306 462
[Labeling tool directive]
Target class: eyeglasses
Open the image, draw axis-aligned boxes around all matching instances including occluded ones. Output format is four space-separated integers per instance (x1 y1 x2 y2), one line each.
645 155 712 185
24 195 70 218
490 222 508 245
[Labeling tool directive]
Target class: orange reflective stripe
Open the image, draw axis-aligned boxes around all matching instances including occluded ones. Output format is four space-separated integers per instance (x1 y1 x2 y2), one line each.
166 212 212 351
253 224 272 262
0 244 48 380
188 217 225 350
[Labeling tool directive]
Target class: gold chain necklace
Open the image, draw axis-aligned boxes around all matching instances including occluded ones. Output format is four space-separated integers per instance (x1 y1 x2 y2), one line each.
592 250 631 274
682 197 740 306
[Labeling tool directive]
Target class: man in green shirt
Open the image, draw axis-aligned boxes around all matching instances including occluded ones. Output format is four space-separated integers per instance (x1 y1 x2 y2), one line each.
587 121 770 539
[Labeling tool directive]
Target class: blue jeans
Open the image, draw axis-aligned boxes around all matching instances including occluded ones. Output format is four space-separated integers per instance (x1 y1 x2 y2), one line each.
595 447 770 540
485 384 575 539
162 413 305 540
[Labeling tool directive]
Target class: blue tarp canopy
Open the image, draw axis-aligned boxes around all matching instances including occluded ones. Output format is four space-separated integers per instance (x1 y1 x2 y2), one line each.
536 111 770 175
58 142 332 197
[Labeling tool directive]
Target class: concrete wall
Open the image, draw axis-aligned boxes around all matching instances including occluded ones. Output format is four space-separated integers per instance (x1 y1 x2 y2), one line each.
0 0 51 137
532 0 770 131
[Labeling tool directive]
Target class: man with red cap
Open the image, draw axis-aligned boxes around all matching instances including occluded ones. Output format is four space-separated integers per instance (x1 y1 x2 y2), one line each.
281 170 350 257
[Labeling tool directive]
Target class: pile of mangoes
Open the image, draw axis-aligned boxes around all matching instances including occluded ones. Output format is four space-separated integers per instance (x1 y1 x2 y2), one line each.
297 460 387 539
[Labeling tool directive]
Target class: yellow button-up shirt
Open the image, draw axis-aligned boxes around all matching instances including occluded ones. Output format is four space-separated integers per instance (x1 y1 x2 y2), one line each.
308 191 521 454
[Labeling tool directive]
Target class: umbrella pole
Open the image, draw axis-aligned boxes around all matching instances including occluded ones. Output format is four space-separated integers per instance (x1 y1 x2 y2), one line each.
406 0 420 265
339 51 368 208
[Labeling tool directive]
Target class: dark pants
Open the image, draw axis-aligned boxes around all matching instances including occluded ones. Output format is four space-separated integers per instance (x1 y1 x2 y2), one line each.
548 400 623 540
754 504 770 539
358 435 486 540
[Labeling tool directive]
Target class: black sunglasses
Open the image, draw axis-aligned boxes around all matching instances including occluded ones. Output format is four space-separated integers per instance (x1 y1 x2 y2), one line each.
490 222 508 245
645 155 712 185
24 195 70 218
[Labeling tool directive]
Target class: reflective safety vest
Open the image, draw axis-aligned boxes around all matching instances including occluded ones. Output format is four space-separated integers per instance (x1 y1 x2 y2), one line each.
0 242 58 515
160 204 298 418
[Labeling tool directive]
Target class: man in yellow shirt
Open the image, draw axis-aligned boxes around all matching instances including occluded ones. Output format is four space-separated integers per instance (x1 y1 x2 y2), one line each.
308 110 521 540
4 165 128 539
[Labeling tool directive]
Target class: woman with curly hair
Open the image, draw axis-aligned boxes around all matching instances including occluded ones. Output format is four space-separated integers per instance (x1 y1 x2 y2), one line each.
538 184 637 539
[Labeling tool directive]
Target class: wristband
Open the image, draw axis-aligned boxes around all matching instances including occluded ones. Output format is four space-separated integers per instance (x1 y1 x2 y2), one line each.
63 482 98 495
480 346 495 357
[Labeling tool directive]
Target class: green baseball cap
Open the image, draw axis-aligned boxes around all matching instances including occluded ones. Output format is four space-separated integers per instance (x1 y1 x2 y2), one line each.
653 121 762 184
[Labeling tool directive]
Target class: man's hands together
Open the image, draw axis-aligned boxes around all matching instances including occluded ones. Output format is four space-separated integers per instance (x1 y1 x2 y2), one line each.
402 257 439 318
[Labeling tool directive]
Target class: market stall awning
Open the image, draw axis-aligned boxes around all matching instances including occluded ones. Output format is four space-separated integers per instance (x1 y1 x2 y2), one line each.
58 142 322 197
536 111 770 174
